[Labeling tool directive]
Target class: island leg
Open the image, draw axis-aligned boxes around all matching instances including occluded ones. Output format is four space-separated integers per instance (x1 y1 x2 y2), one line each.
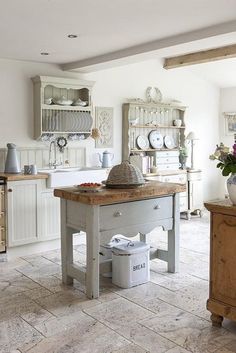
210 313 223 327
167 193 180 273
61 199 73 285
86 205 100 299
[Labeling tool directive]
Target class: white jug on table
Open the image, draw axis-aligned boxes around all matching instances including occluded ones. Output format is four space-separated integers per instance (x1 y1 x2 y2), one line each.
98 150 114 168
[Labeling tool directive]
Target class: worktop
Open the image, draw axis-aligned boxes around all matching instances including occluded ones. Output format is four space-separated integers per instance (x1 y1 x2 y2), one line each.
0 172 48 181
54 181 186 205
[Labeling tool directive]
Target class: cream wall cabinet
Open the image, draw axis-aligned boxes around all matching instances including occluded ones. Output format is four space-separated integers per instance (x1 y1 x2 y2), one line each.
32 76 95 139
7 179 60 247
122 102 186 161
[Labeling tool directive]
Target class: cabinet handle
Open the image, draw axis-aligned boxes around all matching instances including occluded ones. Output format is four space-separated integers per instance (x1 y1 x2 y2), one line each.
114 211 122 217
8 189 12 192
154 205 161 210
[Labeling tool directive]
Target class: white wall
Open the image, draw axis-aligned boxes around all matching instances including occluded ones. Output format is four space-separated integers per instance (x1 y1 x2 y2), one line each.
219 87 236 197
0 58 85 146
0 57 221 200
85 59 220 201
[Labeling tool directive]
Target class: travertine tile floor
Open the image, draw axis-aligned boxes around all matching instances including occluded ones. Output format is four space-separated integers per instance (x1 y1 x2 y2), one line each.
1 215 236 353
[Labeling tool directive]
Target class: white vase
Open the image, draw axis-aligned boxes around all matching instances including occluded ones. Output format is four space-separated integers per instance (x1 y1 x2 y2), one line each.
227 174 236 205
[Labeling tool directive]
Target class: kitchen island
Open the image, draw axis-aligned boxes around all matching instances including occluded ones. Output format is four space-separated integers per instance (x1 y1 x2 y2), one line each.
54 181 185 299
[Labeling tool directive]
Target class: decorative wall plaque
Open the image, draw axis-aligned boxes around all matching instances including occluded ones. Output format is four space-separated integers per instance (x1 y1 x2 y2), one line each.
95 107 113 148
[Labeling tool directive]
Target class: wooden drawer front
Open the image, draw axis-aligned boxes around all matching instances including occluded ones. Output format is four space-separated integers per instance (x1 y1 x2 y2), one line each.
162 174 187 184
0 187 5 213
187 171 202 181
157 164 180 171
0 225 6 251
155 151 179 157
100 196 173 230
0 211 5 226
156 156 179 165
211 213 236 307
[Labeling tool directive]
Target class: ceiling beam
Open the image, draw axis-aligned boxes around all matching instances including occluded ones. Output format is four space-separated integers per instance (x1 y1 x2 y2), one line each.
164 43 236 69
62 20 236 72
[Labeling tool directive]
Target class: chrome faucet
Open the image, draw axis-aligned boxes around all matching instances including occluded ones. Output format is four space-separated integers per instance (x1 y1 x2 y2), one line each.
49 140 62 169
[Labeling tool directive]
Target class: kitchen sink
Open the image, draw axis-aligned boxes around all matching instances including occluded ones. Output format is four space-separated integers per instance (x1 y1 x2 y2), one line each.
38 167 108 188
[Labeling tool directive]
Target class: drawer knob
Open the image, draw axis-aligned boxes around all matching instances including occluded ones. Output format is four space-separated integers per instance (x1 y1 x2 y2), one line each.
8 189 12 192
114 211 122 217
154 205 161 210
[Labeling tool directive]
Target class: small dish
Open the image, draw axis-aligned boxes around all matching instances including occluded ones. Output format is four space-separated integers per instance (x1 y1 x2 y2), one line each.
75 183 103 192
53 96 73 106
136 135 149 150
73 98 88 107
148 130 163 149
44 97 53 105
164 135 175 149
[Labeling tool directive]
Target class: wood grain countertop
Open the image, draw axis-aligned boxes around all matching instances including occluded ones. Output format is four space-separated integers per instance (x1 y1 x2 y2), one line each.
54 181 186 206
0 172 48 181
204 199 236 216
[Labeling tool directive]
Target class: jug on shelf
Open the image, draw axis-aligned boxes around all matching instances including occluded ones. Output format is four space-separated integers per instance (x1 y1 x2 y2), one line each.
98 150 114 168
4 143 21 174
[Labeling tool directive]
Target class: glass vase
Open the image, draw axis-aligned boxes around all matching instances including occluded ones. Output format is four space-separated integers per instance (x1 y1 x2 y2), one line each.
227 173 236 205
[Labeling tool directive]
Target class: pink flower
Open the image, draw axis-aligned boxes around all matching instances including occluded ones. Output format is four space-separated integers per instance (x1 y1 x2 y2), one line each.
233 143 236 157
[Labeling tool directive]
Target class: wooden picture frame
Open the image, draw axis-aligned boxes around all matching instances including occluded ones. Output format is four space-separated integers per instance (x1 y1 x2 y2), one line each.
224 112 236 135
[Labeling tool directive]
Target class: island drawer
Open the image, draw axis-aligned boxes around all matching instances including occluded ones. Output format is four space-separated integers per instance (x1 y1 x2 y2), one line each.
100 196 173 230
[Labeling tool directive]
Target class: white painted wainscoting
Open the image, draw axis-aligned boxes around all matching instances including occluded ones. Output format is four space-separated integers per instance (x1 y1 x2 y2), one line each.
0 144 93 171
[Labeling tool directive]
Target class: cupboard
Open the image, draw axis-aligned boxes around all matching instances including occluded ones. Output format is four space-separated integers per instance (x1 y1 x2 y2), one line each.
32 76 95 140
204 200 236 326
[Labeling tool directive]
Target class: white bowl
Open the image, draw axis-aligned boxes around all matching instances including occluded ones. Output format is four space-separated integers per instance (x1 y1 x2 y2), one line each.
173 119 182 127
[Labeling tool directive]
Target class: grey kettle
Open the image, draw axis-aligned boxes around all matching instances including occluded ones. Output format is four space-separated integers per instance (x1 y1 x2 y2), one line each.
4 143 21 174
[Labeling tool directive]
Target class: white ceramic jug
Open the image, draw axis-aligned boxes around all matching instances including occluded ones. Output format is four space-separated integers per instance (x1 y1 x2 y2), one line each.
98 150 114 168
4 143 21 174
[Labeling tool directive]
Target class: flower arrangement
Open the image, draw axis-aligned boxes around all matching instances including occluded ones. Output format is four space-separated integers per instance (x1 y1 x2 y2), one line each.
209 141 236 176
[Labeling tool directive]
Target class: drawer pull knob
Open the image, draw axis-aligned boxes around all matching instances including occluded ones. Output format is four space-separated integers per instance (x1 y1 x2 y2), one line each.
8 189 12 192
154 205 161 210
114 211 122 217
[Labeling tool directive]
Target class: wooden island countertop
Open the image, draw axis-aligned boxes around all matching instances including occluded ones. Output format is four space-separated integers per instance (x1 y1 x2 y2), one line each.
54 181 186 205
0 172 48 181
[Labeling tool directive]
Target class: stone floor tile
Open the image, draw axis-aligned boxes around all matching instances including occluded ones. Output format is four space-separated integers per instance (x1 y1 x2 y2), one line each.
111 343 149 353
118 322 176 353
20 305 55 327
17 261 60 279
0 316 43 353
23 286 52 300
34 309 96 337
178 326 236 353
24 321 129 353
84 297 155 331
35 290 100 317
223 319 236 334
0 271 40 296
165 347 192 353
141 310 210 347
224 340 236 352
0 292 47 323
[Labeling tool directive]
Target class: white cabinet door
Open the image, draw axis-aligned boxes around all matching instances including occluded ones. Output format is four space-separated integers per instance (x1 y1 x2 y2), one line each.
38 190 60 241
7 180 40 247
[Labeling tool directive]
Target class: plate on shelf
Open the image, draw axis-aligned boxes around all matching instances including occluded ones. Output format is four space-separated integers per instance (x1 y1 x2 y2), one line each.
136 135 149 150
148 130 163 149
164 135 176 149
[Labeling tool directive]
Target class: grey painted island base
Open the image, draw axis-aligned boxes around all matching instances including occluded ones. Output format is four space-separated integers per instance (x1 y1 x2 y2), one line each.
60 193 180 299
